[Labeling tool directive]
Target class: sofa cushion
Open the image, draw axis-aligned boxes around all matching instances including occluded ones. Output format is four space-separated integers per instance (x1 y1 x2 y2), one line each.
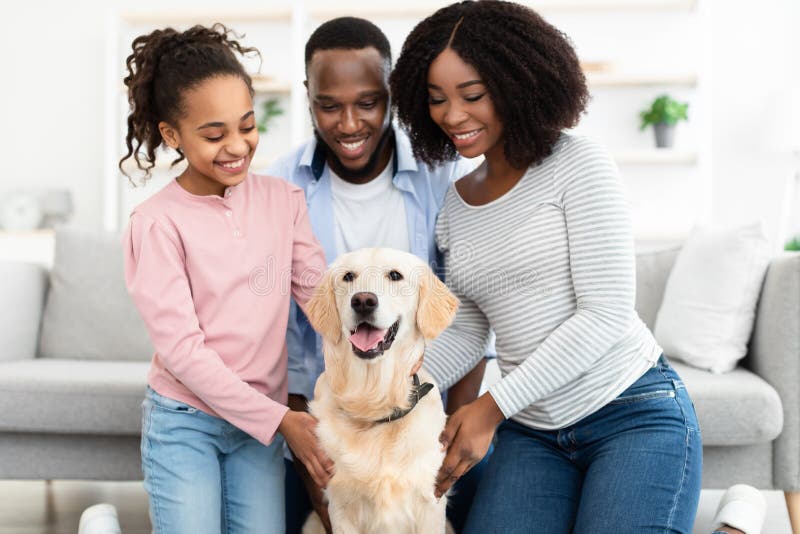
0 360 148 435
634 246 680 331
672 361 783 446
38 228 153 361
654 223 771 373
0 261 48 361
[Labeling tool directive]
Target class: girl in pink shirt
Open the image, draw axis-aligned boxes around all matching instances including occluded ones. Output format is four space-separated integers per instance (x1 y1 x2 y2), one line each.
120 24 331 533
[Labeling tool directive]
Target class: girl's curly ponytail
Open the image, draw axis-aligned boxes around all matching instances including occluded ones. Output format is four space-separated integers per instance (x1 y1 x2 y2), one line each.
119 23 259 183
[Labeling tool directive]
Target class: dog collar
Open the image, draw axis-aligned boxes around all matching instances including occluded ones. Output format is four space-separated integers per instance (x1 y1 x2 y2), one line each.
376 374 434 424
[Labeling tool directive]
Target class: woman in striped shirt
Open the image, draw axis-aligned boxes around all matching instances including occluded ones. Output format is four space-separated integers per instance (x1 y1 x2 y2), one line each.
391 2 702 532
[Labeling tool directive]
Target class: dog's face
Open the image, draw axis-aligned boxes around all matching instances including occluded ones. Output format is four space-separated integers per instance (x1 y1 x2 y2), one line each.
305 248 458 362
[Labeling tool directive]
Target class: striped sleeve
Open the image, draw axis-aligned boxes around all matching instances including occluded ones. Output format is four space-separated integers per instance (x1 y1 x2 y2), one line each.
423 199 492 389
489 139 637 418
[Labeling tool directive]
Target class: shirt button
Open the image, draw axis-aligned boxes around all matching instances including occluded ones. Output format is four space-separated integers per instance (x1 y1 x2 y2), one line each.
225 210 232 217
234 230 241 238
226 190 232 197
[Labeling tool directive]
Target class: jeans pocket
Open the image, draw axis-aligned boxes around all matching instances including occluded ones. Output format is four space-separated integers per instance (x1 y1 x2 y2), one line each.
609 389 675 405
147 388 198 414
674 387 701 432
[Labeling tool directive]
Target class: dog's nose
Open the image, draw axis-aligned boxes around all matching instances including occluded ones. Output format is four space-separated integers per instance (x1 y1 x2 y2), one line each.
351 292 378 314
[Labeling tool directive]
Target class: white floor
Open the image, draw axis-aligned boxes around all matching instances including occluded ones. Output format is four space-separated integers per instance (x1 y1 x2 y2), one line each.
0 480 792 533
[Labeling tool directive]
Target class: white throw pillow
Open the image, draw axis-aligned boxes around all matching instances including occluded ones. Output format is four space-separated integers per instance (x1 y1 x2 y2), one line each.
654 222 771 373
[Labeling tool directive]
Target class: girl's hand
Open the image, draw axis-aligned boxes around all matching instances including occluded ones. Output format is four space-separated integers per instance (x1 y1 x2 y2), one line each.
279 410 334 488
434 392 504 498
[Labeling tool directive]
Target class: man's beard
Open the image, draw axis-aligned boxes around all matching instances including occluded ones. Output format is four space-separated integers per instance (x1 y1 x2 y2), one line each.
314 126 394 182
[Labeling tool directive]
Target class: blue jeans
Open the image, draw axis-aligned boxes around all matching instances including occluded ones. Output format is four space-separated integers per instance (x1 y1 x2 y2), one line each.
284 444 492 533
141 387 285 534
464 356 702 534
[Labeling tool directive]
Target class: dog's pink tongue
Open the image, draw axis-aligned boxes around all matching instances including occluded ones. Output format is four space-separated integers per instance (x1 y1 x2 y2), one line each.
349 324 386 352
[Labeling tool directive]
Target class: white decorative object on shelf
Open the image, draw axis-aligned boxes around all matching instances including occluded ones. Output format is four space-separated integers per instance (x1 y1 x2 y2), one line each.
40 189 74 228
0 193 43 231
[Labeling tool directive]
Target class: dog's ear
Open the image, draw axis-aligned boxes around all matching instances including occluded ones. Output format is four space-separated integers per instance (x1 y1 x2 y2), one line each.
416 267 459 340
305 270 342 343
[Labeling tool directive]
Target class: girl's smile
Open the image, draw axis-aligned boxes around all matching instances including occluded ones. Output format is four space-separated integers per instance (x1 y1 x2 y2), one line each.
159 75 258 197
215 155 249 174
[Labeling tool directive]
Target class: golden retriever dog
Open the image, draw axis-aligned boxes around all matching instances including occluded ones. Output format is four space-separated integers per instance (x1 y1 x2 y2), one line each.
301 247 459 534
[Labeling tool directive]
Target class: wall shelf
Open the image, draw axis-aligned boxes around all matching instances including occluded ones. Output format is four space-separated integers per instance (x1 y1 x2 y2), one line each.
117 79 291 95
251 78 292 95
309 0 696 18
614 149 698 164
586 72 697 87
120 1 696 23
119 9 293 25
0 230 55 268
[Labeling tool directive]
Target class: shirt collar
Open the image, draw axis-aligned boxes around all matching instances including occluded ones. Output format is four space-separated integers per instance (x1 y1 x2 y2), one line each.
393 127 419 175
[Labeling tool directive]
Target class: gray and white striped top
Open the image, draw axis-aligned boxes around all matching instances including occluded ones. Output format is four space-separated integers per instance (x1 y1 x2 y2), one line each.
425 133 662 430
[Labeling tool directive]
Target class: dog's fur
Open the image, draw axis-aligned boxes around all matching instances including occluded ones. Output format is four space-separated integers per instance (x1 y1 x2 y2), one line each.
301 248 459 534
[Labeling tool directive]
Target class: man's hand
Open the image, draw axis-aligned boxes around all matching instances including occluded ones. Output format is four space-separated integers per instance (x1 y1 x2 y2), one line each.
292 457 333 533
434 392 504 498
278 410 334 488
286 394 333 533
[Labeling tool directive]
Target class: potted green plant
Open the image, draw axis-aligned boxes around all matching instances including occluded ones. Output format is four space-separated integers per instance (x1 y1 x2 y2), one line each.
639 94 689 148
257 98 284 134
786 236 800 251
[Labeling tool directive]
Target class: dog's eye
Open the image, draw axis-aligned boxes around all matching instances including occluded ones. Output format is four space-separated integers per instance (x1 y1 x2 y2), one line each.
388 270 403 281
343 271 356 282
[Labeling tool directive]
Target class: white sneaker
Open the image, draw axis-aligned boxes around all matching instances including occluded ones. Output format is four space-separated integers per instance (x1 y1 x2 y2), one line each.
78 503 121 534
712 484 767 534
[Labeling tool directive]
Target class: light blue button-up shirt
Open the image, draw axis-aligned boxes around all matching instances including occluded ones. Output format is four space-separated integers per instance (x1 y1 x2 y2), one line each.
266 127 473 399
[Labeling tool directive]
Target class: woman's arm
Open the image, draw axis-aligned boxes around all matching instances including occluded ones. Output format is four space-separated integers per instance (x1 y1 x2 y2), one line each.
488 139 635 419
423 203 492 390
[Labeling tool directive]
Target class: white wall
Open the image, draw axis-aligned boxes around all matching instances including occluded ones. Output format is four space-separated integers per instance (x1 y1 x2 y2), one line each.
710 0 799 250
1 0 797 245
0 1 108 229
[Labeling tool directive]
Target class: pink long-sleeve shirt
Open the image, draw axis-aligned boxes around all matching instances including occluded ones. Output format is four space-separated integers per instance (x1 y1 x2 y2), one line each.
123 174 325 446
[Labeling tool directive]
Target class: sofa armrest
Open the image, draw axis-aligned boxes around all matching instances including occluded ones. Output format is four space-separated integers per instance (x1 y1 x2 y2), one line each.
0 261 47 361
747 252 800 490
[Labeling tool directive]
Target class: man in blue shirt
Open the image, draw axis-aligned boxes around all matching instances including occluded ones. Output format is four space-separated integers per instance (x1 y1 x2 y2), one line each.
267 17 488 533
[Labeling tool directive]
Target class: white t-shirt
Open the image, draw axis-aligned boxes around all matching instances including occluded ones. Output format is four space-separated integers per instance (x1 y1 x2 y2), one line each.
330 157 410 255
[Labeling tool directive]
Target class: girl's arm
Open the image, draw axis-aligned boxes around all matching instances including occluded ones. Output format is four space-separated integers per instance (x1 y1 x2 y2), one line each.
286 186 326 310
124 214 290 446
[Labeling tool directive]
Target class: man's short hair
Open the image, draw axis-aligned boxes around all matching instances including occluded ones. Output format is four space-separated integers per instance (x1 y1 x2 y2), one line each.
305 17 391 72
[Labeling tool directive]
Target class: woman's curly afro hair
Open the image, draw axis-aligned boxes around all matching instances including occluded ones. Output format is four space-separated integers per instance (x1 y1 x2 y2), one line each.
391 0 589 168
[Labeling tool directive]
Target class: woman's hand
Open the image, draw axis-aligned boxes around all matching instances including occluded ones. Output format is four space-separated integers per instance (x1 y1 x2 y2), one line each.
435 392 504 498
411 354 424 376
279 410 334 488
